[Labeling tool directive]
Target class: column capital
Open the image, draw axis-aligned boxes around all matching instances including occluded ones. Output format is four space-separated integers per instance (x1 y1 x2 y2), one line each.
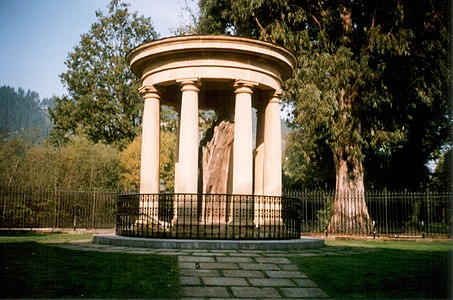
264 89 284 103
234 80 258 94
177 78 201 93
139 85 161 99
272 89 284 98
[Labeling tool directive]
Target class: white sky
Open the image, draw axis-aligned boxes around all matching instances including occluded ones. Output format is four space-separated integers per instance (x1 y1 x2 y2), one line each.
0 0 198 99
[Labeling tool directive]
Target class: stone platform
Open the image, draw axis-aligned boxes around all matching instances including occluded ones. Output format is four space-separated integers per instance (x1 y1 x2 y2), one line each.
92 234 324 250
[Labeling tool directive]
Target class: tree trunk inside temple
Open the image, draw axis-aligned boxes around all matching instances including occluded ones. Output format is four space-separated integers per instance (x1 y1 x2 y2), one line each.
201 120 234 223
202 120 234 194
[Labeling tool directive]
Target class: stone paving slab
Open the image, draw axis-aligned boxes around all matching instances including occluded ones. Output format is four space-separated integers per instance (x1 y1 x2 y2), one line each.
279 264 300 271
180 276 202 285
293 279 319 287
178 250 330 299
51 240 332 299
202 277 249 286
239 262 280 270
249 278 296 287
199 262 239 269
216 256 254 263
231 287 282 298
181 286 230 298
222 270 265 278
281 287 329 298
179 256 216 263
180 269 220 277
255 257 292 264
179 262 197 269
265 270 308 279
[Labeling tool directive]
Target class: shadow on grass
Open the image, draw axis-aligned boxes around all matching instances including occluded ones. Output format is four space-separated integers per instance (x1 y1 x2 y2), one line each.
292 241 452 299
0 241 180 299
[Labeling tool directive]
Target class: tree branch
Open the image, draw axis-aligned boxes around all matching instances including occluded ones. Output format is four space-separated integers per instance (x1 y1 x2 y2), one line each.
252 12 275 43
306 0 322 30
371 5 377 29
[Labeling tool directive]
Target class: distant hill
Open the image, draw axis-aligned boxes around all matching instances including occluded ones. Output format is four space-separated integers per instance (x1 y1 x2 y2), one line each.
0 85 53 142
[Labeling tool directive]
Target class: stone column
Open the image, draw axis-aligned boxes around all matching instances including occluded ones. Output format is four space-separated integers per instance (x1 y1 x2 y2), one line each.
232 80 256 195
254 103 265 196
175 78 200 194
139 85 160 194
259 90 284 227
254 103 265 227
232 80 256 227
138 85 160 224
175 78 200 223
263 90 283 197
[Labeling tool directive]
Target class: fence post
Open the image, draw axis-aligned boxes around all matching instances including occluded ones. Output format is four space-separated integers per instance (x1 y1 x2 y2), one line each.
384 188 388 235
324 189 328 237
92 190 96 229
426 188 430 238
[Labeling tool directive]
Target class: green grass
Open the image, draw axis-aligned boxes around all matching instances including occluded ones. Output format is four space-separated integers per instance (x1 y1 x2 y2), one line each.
0 232 93 244
292 240 452 299
0 234 180 299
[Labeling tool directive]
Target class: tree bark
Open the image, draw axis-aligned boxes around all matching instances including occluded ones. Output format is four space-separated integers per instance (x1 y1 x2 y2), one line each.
202 120 234 194
200 120 234 223
328 149 373 234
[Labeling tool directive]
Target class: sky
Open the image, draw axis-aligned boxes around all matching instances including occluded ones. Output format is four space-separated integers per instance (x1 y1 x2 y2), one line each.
0 0 197 100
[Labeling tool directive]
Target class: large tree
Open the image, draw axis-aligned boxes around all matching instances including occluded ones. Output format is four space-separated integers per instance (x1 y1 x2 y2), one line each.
49 0 158 149
197 0 451 233
363 0 451 190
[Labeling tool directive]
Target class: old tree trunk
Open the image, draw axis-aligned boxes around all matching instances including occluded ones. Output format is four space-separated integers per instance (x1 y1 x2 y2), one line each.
200 119 234 223
202 120 234 194
328 90 373 234
328 151 373 234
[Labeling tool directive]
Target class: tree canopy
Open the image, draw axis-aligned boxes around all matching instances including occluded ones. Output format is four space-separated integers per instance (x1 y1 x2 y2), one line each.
197 0 451 191
49 0 158 149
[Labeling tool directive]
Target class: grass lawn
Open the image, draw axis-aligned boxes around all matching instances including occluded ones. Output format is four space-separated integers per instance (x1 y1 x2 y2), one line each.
0 233 180 299
292 239 452 299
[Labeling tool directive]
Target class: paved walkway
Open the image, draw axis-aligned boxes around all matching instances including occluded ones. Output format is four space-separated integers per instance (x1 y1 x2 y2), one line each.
51 241 350 299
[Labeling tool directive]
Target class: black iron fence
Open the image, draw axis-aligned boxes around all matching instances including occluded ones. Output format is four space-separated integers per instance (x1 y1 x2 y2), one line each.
116 193 302 239
286 189 452 237
1 186 451 238
0 186 117 230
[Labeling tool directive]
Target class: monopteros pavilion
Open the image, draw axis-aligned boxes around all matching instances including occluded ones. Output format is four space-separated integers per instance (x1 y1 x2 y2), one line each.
117 35 300 239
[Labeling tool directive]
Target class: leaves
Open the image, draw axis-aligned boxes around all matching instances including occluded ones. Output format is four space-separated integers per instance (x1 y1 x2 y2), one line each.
50 0 158 150
197 0 451 190
0 136 121 190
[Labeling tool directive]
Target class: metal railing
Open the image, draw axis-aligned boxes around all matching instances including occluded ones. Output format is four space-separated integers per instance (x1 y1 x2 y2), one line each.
1 186 450 238
286 190 452 237
116 193 302 239
0 186 116 230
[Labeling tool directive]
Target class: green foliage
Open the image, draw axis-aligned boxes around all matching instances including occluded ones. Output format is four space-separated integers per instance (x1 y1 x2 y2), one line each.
0 136 31 187
119 135 141 191
197 0 451 190
119 129 177 192
429 148 453 190
0 136 121 190
50 0 158 150
160 130 177 191
0 86 52 143
283 130 335 189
